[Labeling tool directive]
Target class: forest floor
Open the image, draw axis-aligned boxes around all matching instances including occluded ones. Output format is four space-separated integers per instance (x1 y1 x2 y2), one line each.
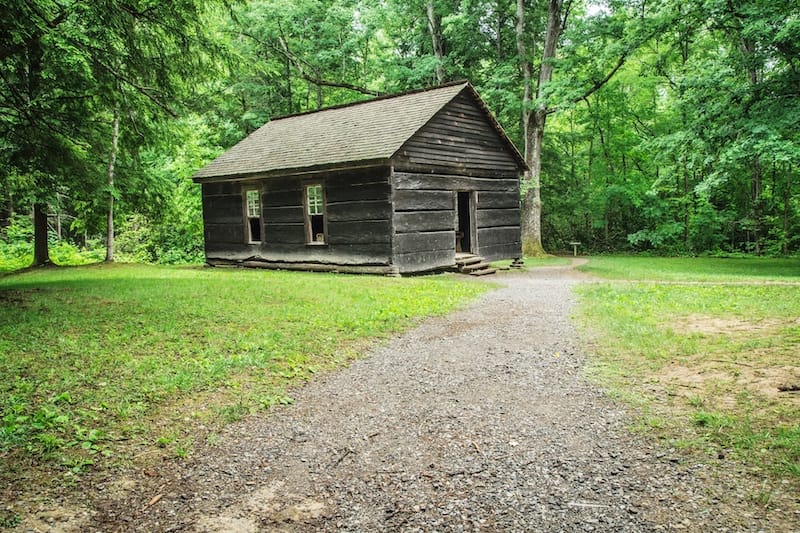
13 260 800 532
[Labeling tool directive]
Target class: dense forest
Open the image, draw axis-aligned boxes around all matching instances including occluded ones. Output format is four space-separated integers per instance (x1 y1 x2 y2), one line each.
1 0 798 267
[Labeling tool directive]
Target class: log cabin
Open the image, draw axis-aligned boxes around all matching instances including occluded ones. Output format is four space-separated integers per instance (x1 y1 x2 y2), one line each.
192 81 526 275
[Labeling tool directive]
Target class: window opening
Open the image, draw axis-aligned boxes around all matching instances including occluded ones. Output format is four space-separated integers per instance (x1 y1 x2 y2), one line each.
245 189 261 243
305 184 325 243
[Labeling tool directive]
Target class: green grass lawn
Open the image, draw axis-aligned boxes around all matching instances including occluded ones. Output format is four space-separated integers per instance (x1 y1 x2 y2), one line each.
0 264 487 483
577 257 800 484
578 255 800 282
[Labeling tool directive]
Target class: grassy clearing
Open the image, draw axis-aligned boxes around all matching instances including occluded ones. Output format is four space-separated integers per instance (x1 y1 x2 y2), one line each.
577 257 800 482
0 264 487 485
578 255 800 282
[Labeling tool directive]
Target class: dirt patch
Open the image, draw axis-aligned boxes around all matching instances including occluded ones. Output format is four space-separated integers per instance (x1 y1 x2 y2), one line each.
669 314 790 335
0 288 39 306
659 314 800 406
191 481 328 532
660 361 800 408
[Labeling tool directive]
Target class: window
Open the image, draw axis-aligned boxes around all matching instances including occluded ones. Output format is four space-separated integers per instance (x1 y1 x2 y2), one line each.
245 189 261 243
305 183 325 244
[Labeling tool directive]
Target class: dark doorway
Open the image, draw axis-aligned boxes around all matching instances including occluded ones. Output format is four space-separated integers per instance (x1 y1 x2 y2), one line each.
456 191 473 253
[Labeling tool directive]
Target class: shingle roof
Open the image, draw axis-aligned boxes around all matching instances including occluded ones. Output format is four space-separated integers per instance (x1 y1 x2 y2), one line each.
192 82 522 181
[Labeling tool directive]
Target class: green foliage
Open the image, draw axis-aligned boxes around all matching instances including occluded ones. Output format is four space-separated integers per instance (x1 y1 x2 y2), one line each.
539 0 800 255
0 215 103 271
0 264 486 480
0 0 220 262
2 0 798 265
0 512 21 528
0 217 35 271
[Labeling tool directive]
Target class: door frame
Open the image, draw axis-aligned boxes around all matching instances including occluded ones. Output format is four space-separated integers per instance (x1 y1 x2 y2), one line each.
455 190 477 254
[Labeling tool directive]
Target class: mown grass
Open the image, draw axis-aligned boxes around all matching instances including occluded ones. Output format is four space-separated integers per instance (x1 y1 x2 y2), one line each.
0 264 487 484
578 255 800 282
577 257 800 482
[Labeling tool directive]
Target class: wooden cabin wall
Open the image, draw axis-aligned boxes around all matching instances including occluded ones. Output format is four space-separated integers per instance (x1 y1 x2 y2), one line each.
475 190 522 261
392 92 520 178
202 167 394 267
202 181 255 259
260 167 393 265
391 172 456 273
391 171 521 271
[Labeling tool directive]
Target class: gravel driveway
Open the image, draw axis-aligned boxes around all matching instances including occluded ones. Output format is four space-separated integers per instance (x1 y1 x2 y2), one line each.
91 264 792 532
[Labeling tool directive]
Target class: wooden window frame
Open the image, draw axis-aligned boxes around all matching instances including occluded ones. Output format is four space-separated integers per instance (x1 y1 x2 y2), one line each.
304 183 327 245
243 187 263 244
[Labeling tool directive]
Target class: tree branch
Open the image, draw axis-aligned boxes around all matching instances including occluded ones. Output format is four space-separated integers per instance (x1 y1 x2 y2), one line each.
235 30 384 97
92 58 178 118
0 2 70 61
573 53 627 103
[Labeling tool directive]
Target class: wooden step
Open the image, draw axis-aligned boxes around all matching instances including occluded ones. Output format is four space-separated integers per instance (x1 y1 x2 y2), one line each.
455 254 482 266
462 261 491 272
469 267 497 276
451 253 497 276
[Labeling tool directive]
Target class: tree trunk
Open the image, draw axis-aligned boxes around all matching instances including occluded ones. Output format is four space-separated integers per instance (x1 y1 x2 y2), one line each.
29 35 50 267
106 108 119 263
33 202 51 266
751 156 762 255
0 200 10 229
427 0 445 84
522 108 546 256
517 0 563 257
496 0 504 59
784 167 791 256
515 0 532 163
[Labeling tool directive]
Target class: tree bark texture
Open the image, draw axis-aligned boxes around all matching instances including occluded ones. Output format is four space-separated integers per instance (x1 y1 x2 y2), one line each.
106 109 119 262
517 0 563 256
28 35 52 266
427 0 445 84
33 203 51 266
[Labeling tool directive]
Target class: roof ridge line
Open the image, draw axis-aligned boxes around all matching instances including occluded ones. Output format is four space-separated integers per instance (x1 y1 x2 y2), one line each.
268 80 471 123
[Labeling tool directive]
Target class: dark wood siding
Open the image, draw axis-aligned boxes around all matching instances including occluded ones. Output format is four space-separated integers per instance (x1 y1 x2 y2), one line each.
324 168 392 255
204 167 394 267
392 92 520 178
202 182 251 252
391 171 521 270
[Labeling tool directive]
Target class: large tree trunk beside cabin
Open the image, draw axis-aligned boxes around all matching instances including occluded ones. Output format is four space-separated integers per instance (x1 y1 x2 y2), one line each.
516 0 563 257
427 0 445 84
33 202 51 266
106 109 119 262
521 108 546 256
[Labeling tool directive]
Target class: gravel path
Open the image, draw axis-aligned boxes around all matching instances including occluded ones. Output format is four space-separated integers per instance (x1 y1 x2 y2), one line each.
89 264 793 532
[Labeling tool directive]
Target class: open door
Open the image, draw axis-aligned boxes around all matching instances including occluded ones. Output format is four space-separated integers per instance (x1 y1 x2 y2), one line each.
456 191 475 253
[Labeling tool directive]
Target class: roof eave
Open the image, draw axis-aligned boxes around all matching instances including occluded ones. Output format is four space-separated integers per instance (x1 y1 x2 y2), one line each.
191 158 392 184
